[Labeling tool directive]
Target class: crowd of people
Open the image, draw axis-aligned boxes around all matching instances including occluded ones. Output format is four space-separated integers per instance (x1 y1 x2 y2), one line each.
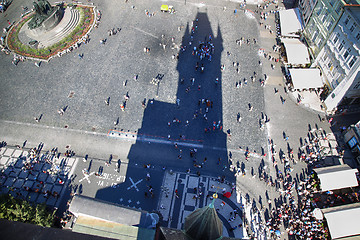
2 1 357 239
222 1 356 239
262 122 359 239
309 173 360 209
193 39 214 61
0 142 70 203
266 193 329 239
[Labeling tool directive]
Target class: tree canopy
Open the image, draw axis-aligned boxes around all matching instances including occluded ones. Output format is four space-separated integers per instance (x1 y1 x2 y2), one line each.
0 194 55 227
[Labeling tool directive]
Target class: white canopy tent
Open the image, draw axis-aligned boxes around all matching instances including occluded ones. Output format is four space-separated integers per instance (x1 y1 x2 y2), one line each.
313 164 359 192
278 8 303 37
322 203 360 239
282 38 310 65
289 68 323 90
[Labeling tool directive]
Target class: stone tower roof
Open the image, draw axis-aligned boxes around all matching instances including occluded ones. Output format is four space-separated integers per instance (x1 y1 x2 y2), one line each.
184 196 223 240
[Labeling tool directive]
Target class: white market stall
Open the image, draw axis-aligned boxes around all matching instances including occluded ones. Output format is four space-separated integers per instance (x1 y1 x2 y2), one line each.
278 8 303 37
322 203 360 239
281 38 310 66
313 164 359 192
288 68 323 90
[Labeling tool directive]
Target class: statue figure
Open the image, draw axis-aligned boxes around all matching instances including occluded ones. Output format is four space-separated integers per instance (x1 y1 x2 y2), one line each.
28 0 56 29
33 1 41 15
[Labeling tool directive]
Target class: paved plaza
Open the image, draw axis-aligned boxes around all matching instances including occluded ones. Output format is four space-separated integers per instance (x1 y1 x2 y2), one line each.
0 0 267 152
0 0 344 239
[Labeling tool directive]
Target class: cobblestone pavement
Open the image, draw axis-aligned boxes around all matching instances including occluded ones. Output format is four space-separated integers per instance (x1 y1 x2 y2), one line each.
0 0 341 239
0 0 267 153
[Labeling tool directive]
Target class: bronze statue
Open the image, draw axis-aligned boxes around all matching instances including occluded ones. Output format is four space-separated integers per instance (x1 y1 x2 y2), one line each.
28 0 55 29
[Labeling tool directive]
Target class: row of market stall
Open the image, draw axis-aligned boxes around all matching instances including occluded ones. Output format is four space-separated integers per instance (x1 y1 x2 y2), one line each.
310 164 360 239
276 8 324 93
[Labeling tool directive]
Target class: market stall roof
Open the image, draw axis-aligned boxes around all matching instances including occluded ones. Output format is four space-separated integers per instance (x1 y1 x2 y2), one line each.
322 203 360 239
72 215 156 240
69 196 157 240
69 195 158 227
289 68 323 90
282 38 310 65
278 8 303 37
313 164 359 191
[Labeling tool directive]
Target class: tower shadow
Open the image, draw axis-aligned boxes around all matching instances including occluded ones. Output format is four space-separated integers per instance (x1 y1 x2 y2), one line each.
95 10 232 225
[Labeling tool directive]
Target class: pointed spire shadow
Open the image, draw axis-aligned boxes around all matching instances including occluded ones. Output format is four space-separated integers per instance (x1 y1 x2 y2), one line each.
95 10 231 228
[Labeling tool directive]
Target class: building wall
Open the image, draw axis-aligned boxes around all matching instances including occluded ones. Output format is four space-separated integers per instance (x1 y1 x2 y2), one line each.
303 0 346 60
318 6 360 111
346 71 360 98
299 0 317 25
343 121 360 161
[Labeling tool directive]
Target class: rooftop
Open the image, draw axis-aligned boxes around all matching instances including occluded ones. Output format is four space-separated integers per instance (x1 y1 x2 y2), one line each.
0 219 118 240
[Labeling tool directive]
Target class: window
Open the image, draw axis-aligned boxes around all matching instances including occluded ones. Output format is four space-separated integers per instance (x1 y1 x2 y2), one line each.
332 80 338 89
321 9 329 22
316 4 323 16
333 33 339 44
322 54 328 62
335 5 341 14
338 40 345 51
348 136 358 148
350 24 355 32
327 18 335 30
356 32 360 41
343 48 351 59
349 56 357 68
328 61 333 69
308 21 315 33
317 37 324 47
354 81 360 90
344 17 350 25
312 30 319 43
331 65 338 75
329 0 335 7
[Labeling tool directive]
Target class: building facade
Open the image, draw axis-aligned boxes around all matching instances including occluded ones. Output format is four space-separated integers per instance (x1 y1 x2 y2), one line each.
299 0 317 25
302 0 349 61
343 120 360 165
313 5 360 112
298 0 360 112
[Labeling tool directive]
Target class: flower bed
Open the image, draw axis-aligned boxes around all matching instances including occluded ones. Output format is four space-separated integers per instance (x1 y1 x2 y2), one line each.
6 5 95 60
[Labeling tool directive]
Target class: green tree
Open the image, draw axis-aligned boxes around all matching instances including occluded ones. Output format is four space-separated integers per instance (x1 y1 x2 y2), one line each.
0 194 55 227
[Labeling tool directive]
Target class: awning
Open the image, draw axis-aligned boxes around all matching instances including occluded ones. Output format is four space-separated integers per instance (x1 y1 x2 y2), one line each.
278 8 303 37
282 38 310 65
69 195 158 228
313 164 359 191
72 215 156 240
322 203 360 239
289 68 323 90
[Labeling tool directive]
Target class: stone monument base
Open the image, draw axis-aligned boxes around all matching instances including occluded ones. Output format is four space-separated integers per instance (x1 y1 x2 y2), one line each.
27 7 64 36
19 7 80 49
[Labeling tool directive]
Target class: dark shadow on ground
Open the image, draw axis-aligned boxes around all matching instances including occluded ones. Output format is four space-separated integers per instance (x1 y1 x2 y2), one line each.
96 10 235 233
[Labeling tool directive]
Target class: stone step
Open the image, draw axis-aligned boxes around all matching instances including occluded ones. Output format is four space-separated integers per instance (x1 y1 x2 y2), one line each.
42 9 79 44
31 8 73 41
39 8 80 48
39 9 80 47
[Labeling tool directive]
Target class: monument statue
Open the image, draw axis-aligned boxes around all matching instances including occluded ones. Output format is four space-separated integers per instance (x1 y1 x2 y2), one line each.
28 0 56 30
